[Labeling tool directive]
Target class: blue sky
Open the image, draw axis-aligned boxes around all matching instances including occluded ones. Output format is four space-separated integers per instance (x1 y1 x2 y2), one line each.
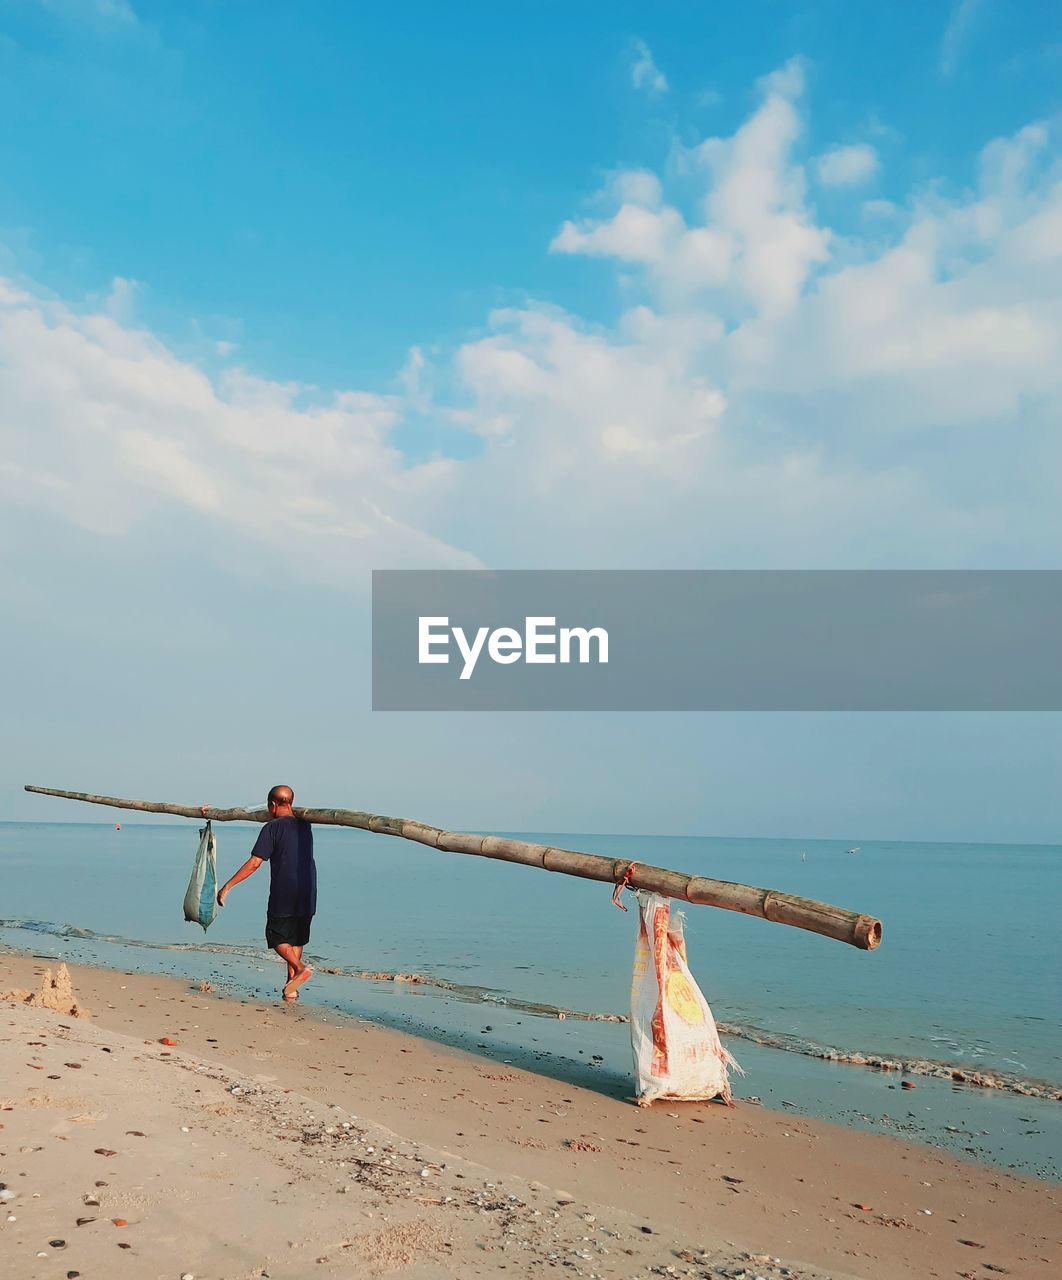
3 1 1058 388
1 1 1060 840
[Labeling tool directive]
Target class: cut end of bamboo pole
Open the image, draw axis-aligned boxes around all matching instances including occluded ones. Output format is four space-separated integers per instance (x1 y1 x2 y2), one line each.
857 916 883 951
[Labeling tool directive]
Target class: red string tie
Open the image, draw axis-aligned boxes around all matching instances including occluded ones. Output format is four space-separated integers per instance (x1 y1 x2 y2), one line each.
611 861 638 910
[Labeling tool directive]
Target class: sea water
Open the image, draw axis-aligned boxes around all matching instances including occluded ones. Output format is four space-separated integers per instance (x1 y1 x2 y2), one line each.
1 821 1058 1178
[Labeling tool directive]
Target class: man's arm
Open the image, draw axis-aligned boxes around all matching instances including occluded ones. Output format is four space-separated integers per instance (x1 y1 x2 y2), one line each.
217 856 264 906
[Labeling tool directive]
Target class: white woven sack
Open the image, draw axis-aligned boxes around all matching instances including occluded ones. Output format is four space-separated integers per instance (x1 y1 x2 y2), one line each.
630 891 741 1105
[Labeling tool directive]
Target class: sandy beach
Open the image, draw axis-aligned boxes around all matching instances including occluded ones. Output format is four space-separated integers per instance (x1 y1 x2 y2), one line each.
1 953 1058 1280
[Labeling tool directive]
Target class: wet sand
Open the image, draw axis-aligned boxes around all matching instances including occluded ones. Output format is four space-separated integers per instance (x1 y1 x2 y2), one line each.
1 952 1058 1279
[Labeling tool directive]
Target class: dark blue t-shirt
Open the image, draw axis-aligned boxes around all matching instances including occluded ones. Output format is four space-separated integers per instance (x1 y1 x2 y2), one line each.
251 817 316 918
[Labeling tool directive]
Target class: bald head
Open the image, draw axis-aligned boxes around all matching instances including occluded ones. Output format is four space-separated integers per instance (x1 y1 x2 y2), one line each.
267 784 294 812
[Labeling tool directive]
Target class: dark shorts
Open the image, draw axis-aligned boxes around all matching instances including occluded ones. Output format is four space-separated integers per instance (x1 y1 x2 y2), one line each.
265 914 313 949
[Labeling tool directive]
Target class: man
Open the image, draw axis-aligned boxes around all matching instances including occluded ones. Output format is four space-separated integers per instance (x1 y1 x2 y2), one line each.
216 785 315 1001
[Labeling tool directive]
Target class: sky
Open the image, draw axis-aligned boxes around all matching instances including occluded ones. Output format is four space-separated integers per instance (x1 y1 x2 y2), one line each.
1 1 1060 841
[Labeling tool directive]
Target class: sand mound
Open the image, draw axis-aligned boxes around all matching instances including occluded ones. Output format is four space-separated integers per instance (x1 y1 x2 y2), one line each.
1 962 89 1018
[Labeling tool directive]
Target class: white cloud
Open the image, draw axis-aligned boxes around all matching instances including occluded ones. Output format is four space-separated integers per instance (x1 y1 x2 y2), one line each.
0 286 478 576
610 169 664 209
442 75 1061 567
552 200 686 264
815 143 880 187
104 275 138 323
861 199 901 221
757 56 806 99
2 61 1060 580
631 39 668 95
722 124 1062 483
941 0 987 76
555 59 829 315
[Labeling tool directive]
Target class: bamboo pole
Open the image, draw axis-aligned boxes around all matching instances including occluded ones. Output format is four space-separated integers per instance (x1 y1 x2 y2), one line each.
24 784 882 951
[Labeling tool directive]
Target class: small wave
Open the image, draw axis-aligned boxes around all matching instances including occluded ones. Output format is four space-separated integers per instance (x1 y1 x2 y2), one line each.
0 919 627 1023
1 916 1057 1101
0 918 269 963
312 964 626 1021
710 1020 1061 1101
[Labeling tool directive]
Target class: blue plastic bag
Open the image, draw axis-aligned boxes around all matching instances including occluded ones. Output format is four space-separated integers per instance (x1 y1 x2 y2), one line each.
183 821 218 931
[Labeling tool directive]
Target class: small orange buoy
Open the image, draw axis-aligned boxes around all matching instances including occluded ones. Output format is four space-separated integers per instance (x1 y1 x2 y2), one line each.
158 1037 179 1047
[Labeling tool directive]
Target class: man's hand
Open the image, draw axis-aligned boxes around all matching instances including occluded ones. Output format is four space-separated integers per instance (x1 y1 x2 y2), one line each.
216 856 262 908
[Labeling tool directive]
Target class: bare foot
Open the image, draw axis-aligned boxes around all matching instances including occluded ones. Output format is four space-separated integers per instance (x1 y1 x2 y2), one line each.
282 965 313 1000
